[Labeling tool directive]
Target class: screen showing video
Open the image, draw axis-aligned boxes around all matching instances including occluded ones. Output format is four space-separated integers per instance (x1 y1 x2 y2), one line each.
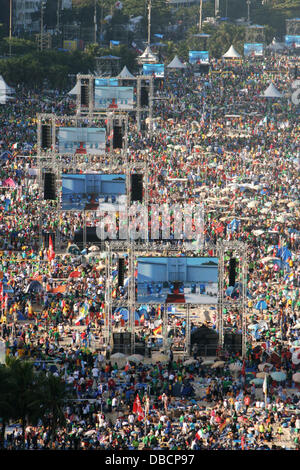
137 257 218 304
94 85 134 110
61 173 126 211
57 127 106 155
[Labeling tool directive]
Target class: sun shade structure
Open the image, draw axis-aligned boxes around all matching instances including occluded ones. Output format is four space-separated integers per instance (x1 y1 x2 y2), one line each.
137 45 158 64
116 66 135 78
167 55 187 69
0 75 15 104
261 83 283 98
222 45 241 58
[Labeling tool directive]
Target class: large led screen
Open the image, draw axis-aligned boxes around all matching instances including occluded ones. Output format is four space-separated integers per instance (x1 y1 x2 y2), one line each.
285 35 300 48
244 43 263 56
57 127 106 155
189 51 209 64
142 64 165 78
137 257 218 304
61 174 126 211
94 85 134 110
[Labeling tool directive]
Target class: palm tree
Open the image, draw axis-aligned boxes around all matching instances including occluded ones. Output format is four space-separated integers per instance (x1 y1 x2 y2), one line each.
37 373 74 446
0 364 15 448
6 357 43 449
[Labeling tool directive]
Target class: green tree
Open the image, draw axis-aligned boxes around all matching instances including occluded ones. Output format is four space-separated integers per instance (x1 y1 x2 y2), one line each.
0 364 14 449
37 374 73 445
6 358 44 449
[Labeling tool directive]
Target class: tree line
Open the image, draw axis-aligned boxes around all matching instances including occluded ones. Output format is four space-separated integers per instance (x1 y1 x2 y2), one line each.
0 357 74 449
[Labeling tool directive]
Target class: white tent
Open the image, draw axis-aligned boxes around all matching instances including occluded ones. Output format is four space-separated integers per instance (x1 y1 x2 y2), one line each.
167 55 186 69
0 75 15 104
117 65 135 79
68 82 80 96
261 83 282 98
267 38 285 52
223 45 241 58
137 45 158 64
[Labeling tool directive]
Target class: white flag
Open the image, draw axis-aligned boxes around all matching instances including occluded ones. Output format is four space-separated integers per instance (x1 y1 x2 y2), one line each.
263 375 267 395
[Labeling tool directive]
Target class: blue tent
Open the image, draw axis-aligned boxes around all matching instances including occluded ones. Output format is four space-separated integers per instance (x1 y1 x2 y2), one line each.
227 219 240 232
138 306 150 320
0 151 12 161
276 246 292 261
255 300 268 310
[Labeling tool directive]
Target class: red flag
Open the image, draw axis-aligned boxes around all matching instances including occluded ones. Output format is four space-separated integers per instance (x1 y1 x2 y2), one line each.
2 293 8 310
47 236 55 261
132 394 144 421
0 282 3 305
241 359 245 376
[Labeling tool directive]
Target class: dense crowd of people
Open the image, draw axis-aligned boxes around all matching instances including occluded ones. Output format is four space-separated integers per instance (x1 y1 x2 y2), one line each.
0 53 299 450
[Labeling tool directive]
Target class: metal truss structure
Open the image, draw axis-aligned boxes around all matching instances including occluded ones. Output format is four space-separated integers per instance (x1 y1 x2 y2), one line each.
36 156 149 252
75 74 154 135
216 240 248 358
36 112 129 158
102 239 248 357
103 239 218 356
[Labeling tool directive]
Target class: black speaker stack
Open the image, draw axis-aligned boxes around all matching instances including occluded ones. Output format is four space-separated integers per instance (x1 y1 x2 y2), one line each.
224 332 242 354
113 332 132 354
118 258 125 287
141 87 149 107
41 124 52 149
44 172 56 200
229 258 236 287
130 174 143 202
113 125 123 149
73 227 104 248
81 84 89 106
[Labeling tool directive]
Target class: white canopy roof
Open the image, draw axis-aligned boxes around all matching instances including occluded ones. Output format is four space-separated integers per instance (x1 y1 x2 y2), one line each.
223 45 241 58
0 75 15 104
0 75 15 94
267 39 285 51
137 46 158 64
261 83 282 98
117 65 135 78
167 55 186 69
68 83 80 96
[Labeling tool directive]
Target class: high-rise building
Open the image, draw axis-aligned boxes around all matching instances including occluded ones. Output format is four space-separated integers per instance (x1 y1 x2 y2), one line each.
13 0 72 34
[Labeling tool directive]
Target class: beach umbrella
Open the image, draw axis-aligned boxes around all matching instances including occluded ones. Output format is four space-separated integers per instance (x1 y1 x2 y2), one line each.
292 373 300 384
127 354 144 363
211 361 225 369
84 430 97 436
26 280 43 293
270 371 286 382
67 244 80 255
258 363 273 371
183 358 198 366
201 359 215 366
111 352 126 360
247 200 259 208
261 256 281 263
89 245 100 252
229 362 242 372
256 372 269 379
250 378 264 386
69 270 81 278
292 350 300 365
